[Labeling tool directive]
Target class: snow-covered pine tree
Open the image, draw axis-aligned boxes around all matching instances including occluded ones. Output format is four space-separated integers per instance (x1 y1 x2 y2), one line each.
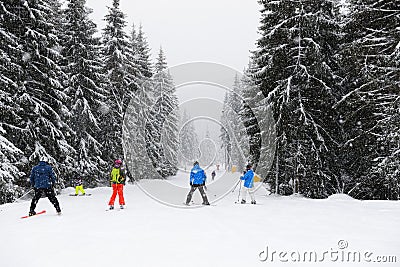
230 75 249 172
198 130 217 169
136 24 153 79
178 109 200 170
145 48 179 177
338 1 400 199
368 97 400 200
101 0 135 164
1 0 73 188
0 90 24 204
251 0 342 197
0 1 21 91
220 93 233 170
60 0 109 185
131 24 153 114
0 129 23 204
122 23 155 181
1 1 31 199
219 75 250 172
240 61 276 180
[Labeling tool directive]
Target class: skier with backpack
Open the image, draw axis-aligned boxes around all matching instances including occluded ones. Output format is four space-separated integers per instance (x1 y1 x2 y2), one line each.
240 164 256 204
185 161 210 205
28 157 62 216
108 159 126 210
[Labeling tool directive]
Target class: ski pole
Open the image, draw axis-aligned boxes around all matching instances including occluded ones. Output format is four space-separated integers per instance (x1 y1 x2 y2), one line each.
231 179 241 193
14 188 34 203
237 180 242 203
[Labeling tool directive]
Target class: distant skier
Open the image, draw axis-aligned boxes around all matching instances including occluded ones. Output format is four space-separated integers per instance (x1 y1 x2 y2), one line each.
72 172 86 196
108 159 126 210
211 170 216 181
28 157 62 216
185 161 210 205
240 164 256 204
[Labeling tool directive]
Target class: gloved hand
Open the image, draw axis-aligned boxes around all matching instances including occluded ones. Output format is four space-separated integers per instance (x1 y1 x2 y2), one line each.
190 182 193 186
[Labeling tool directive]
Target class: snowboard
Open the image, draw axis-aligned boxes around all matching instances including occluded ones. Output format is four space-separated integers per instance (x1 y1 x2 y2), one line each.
69 194 92 196
21 210 46 219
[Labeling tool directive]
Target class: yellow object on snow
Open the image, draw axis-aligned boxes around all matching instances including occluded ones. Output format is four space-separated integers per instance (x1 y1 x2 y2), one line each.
75 185 85 195
231 165 237 173
253 174 261 182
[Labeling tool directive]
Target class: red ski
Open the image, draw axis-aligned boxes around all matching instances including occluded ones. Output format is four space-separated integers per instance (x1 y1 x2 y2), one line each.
21 210 46 219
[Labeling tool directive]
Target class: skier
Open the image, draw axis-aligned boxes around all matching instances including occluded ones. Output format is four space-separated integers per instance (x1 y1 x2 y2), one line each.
240 164 256 204
28 157 62 216
72 172 85 196
108 159 126 210
185 161 210 205
211 170 216 181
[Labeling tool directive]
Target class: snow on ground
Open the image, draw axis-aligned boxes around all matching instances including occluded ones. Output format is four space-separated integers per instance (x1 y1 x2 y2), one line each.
0 171 399 267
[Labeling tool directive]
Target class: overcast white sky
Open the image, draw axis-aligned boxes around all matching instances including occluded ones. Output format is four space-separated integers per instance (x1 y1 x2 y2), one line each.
85 0 261 72
83 0 261 144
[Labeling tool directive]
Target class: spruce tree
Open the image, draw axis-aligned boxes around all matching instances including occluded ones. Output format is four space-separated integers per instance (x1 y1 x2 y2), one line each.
101 0 135 164
338 0 400 199
0 91 24 203
0 1 21 91
178 109 200 170
199 130 217 169
1 1 30 197
0 131 23 204
240 61 275 179
136 25 153 79
145 48 179 177
122 23 155 180
228 75 249 171
252 0 342 197
60 0 108 185
1 0 72 188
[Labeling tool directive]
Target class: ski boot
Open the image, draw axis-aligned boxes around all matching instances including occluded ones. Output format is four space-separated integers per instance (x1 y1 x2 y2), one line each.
251 201 256 205
120 205 124 209
241 199 246 204
29 211 36 216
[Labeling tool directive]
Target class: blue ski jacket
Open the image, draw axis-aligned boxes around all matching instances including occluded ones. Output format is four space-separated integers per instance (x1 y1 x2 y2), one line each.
30 161 57 189
241 169 254 188
190 164 207 185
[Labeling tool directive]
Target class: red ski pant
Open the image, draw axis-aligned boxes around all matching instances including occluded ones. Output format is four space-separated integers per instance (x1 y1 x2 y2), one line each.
108 183 125 205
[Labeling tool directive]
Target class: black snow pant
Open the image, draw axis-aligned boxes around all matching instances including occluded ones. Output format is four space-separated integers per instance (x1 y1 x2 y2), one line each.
186 185 209 205
30 188 61 213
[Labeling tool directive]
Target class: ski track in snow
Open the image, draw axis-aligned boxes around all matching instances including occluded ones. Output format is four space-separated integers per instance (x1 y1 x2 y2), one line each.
0 171 399 267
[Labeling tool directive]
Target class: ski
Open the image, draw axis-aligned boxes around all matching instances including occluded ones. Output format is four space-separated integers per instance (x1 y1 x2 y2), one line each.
106 206 125 211
21 210 46 219
183 203 216 206
234 202 260 205
69 193 92 196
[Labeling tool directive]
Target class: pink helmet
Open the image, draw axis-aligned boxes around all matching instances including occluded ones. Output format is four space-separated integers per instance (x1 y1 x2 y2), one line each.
114 159 122 166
